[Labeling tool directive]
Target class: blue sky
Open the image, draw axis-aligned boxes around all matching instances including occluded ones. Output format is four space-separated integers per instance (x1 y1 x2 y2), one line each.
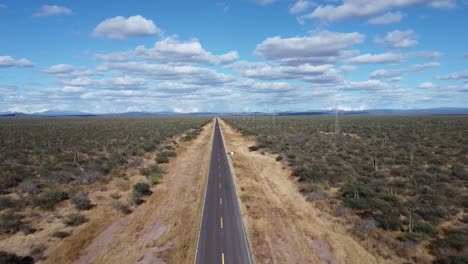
0 0 467 113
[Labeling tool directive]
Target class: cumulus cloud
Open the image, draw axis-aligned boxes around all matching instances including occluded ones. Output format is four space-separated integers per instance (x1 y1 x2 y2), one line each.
290 0 312 14
370 62 440 78
347 53 404 64
428 0 456 9
227 61 337 82
302 0 456 23
62 86 86 93
418 82 438 88
437 71 468 80
43 64 96 78
376 30 418 49
232 79 297 93
103 62 235 85
92 15 159 40
134 37 238 64
61 76 147 90
34 5 72 17
254 31 364 65
368 11 403 24
96 37 238 64
0 55 34 68
334 80 392 91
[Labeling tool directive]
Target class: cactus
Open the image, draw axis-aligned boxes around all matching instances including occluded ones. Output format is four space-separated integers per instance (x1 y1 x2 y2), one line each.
408 209 414 233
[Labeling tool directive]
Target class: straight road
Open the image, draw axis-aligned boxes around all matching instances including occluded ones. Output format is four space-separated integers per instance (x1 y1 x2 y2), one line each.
195 118 253 264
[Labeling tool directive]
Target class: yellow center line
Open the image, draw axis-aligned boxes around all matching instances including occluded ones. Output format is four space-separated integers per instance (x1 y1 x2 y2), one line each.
220 217 223 229
222 253 225 264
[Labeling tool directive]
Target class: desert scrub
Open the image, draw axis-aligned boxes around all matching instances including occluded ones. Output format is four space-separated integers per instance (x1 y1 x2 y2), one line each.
63 212 88 226
70 191 93 210
0 210 24 233
112 200 132 215
130 182 151 205
0 251 34 264
224 115 468 262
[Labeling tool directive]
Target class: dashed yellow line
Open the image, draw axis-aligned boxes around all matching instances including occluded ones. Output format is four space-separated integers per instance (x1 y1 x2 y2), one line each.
220 217 223 229
220 197 222 205
222 253 225 264
219 183 221 189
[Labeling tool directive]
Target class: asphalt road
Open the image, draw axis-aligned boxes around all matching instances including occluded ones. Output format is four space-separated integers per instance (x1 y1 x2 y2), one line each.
195 118 253 264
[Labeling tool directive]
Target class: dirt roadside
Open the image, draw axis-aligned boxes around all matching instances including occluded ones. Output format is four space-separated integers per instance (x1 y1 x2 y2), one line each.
41 120 214 264
219 119 405 264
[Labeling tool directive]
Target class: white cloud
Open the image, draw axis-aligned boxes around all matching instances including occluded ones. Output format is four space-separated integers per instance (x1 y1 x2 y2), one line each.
92 15 159 40
227 61 337 82
104 62 235 85
61 76 147 90
418 82 438 88
290 0 312 14
370 62 440 78
336 80 392 91
347 53 403 64
302 0 456 23
134 37 238 64
62 86 86 93
368 12 403 24
232 79 297 93
428 0 456 9
376 30 418 49
96 37 238 64
34 5 72 17
43 64 96 78
0 55 34 68
254 31 364 65
437 71 468 80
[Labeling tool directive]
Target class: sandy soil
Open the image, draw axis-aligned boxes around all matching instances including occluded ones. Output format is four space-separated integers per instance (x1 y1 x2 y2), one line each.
219 119 405 264
0 120 214 263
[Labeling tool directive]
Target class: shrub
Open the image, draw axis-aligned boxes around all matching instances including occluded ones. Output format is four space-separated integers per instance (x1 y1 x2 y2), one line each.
70 191 93 210
275 155 283 161
51 230 71 239
248 145 260 151
0 210 23 233
155 154 169 164
112 201 132 214
0 196 17 210
0 251 34 264
63 213 88 226
133 182 151 196
163 150 177 157
32 187 68 210
140 164 164 177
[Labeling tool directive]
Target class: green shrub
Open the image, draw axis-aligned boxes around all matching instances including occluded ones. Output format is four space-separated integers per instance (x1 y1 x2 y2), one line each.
51 230 71 239
63 212 88 227
155 153 169 164
0 210 24 233
70 191 92 210
133 182 151 196
33 188 68 210
0 251 34 264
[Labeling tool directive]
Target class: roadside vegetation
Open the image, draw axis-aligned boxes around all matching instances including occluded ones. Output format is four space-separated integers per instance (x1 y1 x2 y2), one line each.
0 116 210 261
224 115 468 263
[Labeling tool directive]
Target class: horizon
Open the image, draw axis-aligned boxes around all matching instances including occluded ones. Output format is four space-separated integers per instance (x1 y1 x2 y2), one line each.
1 1 467 113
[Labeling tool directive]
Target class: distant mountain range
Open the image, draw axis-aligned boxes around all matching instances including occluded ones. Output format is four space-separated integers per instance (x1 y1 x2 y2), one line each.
1 107 468 117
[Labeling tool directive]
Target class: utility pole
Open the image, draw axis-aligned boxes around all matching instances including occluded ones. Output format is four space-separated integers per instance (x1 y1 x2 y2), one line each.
335 108 340 135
